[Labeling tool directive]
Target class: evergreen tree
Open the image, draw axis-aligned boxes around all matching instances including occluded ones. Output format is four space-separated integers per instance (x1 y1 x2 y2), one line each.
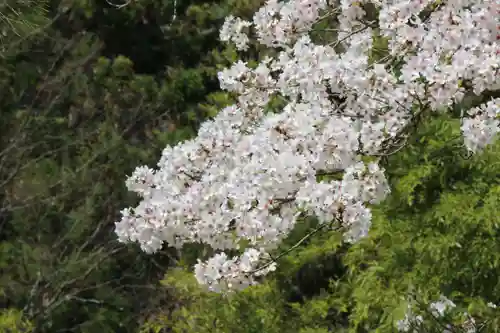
0 0 239 332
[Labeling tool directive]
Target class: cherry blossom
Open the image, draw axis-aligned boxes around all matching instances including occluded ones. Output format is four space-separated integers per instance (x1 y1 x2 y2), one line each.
115 0 500 294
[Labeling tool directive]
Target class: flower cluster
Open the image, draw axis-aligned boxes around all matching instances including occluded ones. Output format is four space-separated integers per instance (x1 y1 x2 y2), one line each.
461 98 500 153
220 15 252 51
193 248 277 293
397 295 498 333
115 0 500 293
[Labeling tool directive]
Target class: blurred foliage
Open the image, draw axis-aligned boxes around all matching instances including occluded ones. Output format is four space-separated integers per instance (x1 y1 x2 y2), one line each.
0 0 245 332
0 308 33 333
0 0 50 58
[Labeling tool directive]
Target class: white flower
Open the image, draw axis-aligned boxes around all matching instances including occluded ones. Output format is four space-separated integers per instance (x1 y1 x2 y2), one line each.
220 15 252 51
430 295 456 317
115 0 500 293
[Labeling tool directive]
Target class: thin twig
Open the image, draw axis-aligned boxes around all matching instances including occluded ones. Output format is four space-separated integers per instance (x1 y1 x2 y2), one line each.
105 0 132 9
249 221 342 275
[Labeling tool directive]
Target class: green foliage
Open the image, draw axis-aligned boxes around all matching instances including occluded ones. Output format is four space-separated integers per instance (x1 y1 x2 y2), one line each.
0 0 50 58
0 0 251 332
327 115 500 332
145 268 293 333
0 308 33 333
